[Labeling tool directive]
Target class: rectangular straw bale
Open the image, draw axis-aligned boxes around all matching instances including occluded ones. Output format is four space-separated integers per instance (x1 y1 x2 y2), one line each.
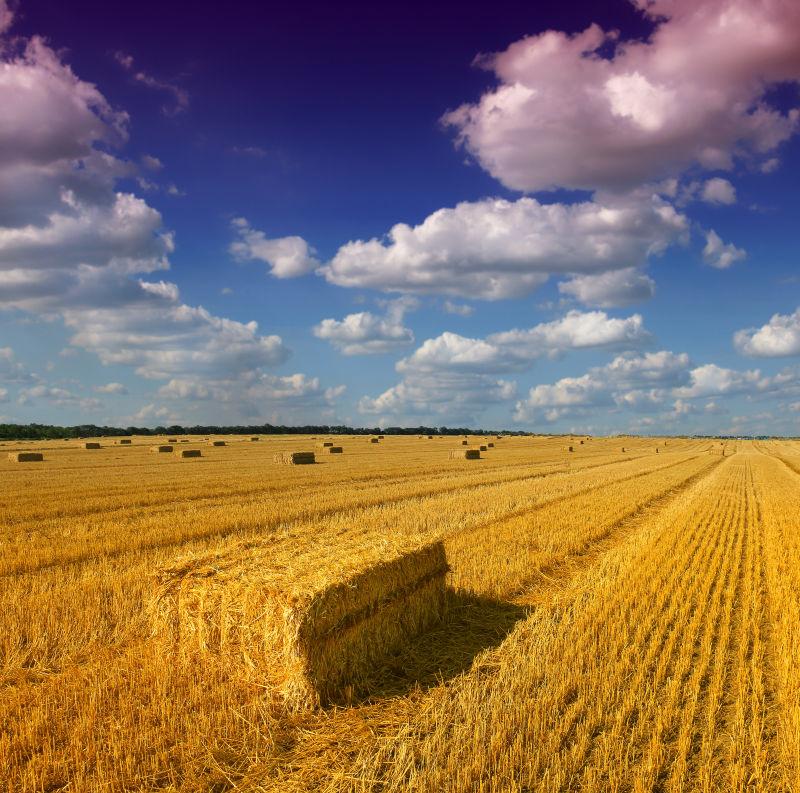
566 445 574 452
118 439 132 444
208 440 226 447
180 449 202 458
377 435 385 439
487 442 494 447
427 435 433 439
150 445 173 453
370 438 380 444
83 442 101 449
250 437 260 441
479 445 487 451
274 451 315 465
460 439 468 445
318 441 334 447
321 446 343 454
151 539 448 708
167 438 178 443
449 448 480 460
8 451 43 462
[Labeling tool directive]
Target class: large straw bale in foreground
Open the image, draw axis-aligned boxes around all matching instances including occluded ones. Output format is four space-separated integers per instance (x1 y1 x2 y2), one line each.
274 451 315 465
151 539 448 708
449 449 480 460
8 451 43 462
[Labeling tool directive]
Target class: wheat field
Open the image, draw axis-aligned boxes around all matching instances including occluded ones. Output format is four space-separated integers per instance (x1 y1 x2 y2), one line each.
1 434 798 791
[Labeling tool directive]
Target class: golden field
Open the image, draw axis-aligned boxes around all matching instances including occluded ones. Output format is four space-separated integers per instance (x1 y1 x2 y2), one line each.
1 433 798 791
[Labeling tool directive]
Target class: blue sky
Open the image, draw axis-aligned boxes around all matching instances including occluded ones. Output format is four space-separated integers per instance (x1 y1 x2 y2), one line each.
1 0 799 433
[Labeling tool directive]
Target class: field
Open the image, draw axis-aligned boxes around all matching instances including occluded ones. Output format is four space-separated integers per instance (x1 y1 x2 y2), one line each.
1 434 799 791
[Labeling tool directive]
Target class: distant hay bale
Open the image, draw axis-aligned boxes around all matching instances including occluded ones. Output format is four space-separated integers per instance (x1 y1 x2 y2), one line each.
566 446 574 452
179 439 189 443
621 447 626 452
208 440 226 447
8 451 43 462
487 442 494 448
321 446 343 454
180 449 202 459
83 442 101 449
250 437 260 441
427 435 433 439
118 439 132 445
318 441 334 448
377 435 385 439
150 445 173 453
274 451 315 465
450 449 480 460
460 440 468 446
370 438 380 444
656 448 659 453
579 440 584 445
479 445 487 451
167 438 178 443
151 540 447 708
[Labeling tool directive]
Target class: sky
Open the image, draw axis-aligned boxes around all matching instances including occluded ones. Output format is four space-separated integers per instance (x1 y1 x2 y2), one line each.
1 0 799 434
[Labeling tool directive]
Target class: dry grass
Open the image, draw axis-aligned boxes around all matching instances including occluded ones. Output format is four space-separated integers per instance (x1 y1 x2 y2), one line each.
0 435 792 791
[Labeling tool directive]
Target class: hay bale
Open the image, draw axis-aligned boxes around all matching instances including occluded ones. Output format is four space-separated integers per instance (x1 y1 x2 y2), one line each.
150 445 173 453
179 439 189 443
208 440 226 447
167 438 178 443
579 440 584 445
151 540 448 708
369 438 380 444
83 442 101 449
621 447 626 452
487 442 494 448
427 435 433 439
8 451 43 462
180 449 202 459
377 435 385 439
460 440 468 446
321 446 343 454
274 451 315 465
478 445 487 451
118 439 132 445
566 446 574 452
449 449 480 460
250 437 260 441
318 441 334 448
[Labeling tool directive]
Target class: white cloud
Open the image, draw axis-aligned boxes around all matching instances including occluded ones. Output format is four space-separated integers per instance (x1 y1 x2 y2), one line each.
94 382 128 395
398 311 649 375
0 346 37 383
700 177 737 205
442 300 474 317
229 217 319 278
0 24 303 415
358 310 648 423
734 308 800 357
18 383 102 411
0 0 14 35
558 267 655 308
322 193 687 299
703 229 746 269
443 0 800 193
313 296 418 355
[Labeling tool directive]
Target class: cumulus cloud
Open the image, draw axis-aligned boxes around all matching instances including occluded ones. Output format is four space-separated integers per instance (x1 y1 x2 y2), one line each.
0 346 37 383
558 267 655 308
734 308 800 357
0 23 325 419
398 311 649 375
702 229 746 269
357 310 647 423
17 383 102 411
322 193 687 299
230 217 319 278
313 296 418 355
443 0 800 193
515 349 800 425
700 177 737 205
0 0 14 35
442 300 474 317
94 382 128 395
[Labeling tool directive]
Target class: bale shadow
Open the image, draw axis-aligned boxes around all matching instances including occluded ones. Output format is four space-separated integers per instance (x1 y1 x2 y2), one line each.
334 589 530 706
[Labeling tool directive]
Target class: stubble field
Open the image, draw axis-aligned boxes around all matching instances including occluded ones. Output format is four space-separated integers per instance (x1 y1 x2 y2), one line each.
1 433 798 792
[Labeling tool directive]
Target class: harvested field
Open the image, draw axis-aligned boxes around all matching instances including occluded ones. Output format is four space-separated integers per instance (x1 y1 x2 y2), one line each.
1 436 797 792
